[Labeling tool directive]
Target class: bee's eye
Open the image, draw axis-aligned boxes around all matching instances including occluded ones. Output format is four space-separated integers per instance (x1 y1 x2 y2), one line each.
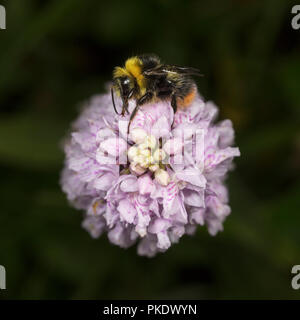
120 77 131 97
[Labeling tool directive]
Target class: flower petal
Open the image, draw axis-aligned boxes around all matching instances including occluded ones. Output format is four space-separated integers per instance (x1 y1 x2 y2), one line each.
119 175 138 193
163 138 183 155
175 167 206 188
100 137 127 156
117 199 137 224
138 174 155 195
148 218 171 234
183 189 205 207
157 231 171 250
94 173 116 191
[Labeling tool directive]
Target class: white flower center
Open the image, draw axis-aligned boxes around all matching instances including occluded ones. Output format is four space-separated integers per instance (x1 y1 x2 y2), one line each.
128 130 170 185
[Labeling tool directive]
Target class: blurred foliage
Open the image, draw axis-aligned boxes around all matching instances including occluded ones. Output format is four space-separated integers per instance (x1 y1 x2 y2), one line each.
0 0 299 299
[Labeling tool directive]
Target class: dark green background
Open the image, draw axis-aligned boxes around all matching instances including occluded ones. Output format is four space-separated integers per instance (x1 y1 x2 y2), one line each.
0 0 299 299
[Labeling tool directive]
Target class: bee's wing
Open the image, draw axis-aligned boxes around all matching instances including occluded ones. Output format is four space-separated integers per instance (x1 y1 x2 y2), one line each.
166 65 203 76
144 65 203 76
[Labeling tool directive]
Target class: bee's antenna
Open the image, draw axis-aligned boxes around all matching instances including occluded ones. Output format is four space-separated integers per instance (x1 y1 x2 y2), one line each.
111 87 121 115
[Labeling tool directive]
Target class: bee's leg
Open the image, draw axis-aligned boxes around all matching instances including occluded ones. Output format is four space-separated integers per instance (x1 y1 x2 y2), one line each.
128 91 153 134
111 87 121 115
121 101 129 116
171 93 178 127
124 88 134 115
138 91 153 105
171 93 177 114
127 103 141 134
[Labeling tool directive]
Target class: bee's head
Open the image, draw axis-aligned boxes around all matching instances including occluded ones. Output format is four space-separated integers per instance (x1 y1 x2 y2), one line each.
113 67 135 98
116 76 134 100
112 67 135 115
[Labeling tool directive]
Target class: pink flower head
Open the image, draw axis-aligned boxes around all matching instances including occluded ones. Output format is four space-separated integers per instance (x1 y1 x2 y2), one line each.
61 90 240 257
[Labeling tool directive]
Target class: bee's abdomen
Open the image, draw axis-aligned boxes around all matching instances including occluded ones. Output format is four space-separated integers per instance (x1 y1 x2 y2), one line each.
176 84 197 108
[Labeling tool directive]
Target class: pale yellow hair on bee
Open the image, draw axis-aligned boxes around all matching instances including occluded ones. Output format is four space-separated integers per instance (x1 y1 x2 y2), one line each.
113 66 130 78
125 56 146 91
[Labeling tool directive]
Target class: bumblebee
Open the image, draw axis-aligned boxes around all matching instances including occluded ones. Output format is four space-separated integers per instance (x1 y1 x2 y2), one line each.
111 54 202 130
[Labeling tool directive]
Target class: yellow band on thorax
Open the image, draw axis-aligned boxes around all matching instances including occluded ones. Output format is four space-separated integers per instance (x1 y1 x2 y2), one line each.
125 57 146 92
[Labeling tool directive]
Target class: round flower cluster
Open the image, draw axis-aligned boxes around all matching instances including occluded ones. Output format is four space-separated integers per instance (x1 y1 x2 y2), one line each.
61 89 240 257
